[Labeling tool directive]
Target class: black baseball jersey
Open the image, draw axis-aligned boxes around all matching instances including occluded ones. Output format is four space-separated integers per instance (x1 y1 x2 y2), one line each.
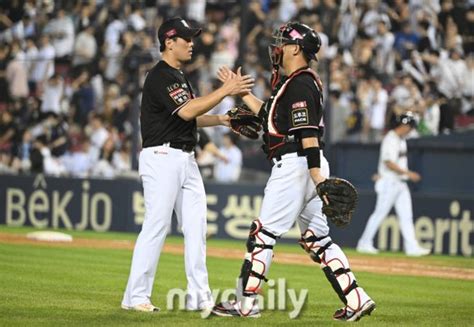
260 67 324 158
140 60 197 148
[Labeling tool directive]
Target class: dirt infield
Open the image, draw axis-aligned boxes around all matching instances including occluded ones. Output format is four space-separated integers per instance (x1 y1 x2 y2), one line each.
1 232 472 281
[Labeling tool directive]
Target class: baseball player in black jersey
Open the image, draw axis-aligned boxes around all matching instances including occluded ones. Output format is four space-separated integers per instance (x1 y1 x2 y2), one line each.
212 22 375 321
121 17 254 313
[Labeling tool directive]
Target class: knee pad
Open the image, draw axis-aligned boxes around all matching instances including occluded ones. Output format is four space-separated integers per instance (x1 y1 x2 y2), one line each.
299 229 366 311
239 219 277 296
298 228 332 263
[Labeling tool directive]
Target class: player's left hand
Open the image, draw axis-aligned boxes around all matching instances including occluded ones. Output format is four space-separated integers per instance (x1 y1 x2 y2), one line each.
226 104 262 139
217 66 235 83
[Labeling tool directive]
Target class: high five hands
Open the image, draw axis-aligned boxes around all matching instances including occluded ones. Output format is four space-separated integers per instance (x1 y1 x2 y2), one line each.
218 66 253 96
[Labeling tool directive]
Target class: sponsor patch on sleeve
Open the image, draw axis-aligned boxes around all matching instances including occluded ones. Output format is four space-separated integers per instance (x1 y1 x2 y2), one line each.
292 108 308 126
168 87 190 105
292 101 307 109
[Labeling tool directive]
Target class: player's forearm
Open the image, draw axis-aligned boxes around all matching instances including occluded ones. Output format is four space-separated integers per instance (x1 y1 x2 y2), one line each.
241 93 264 115
302 137 325 185
385 160 409 175
196 115 226 127
203 142 223 158
178 88 227 120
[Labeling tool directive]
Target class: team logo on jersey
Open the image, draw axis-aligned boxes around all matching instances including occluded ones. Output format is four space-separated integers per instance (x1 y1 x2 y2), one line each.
292 108 308 126
167 83 181 92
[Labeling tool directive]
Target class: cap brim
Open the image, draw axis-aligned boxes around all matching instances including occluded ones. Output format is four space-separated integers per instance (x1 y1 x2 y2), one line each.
180 28 202 38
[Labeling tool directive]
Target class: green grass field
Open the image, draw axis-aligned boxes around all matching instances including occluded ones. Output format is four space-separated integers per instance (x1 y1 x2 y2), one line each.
0 226 473 326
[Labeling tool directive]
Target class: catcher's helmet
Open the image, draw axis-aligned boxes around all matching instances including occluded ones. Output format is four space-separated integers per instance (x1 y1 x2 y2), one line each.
396 111 417 128
269 22 321 66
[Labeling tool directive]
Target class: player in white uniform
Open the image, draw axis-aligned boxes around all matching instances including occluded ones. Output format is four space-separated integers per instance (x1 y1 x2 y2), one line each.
212 22 375 322
357 112 430 256
121 18 254 312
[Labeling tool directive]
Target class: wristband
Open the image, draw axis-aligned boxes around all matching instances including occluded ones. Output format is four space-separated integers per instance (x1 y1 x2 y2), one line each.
305 147 320 169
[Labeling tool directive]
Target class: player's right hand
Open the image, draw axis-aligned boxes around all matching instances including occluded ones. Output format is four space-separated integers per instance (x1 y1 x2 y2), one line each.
219 66 254 96
407 171 421 182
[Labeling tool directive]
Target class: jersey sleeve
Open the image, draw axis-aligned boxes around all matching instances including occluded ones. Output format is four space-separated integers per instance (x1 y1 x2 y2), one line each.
380 133 398 163
283 75 322 134
152 70 191 115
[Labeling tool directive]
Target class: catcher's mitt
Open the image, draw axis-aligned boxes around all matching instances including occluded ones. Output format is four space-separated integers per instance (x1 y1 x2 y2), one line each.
226 104 262 140
316 178 358 227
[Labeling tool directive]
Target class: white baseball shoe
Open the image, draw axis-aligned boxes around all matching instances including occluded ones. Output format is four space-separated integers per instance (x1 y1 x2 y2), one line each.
186 300 215 311
356 242 379 254
406 247 430 257
121 303 160 312
211 300 261 318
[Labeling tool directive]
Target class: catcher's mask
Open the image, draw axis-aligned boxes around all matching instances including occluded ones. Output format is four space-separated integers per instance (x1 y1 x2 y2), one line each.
269 22 322 67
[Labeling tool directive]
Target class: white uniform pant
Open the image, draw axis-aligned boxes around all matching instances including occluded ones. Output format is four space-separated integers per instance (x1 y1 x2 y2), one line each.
243 152 371 311
358 177 420 252
122 146 211 307
260 152 330 238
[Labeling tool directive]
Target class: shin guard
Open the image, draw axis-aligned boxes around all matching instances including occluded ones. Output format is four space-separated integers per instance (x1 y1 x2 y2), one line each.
238 220 277 297
299 229 371 311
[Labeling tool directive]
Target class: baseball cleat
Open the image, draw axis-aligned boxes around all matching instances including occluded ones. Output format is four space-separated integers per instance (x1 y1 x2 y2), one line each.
121 303 160 312
406 247 430 257
186 300 215 311
356 243 379 254
333 299 376 322
211 300 261 318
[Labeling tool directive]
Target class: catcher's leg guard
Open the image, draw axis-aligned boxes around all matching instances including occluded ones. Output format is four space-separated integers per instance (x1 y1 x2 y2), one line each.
239 219 277 297
299 229 372 312
212 220 276 317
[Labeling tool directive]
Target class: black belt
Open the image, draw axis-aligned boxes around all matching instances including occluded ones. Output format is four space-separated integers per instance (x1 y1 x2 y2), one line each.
169 143 194 152
271 150 305 162
151 143 194 152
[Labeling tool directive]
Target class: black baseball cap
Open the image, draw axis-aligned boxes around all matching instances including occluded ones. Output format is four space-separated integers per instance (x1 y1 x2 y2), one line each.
158 17 201 51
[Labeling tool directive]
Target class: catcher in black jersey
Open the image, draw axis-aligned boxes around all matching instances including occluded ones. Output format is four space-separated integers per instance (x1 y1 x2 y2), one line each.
212 22 375 321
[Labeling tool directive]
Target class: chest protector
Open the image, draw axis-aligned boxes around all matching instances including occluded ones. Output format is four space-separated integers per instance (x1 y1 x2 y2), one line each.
259 68 324 158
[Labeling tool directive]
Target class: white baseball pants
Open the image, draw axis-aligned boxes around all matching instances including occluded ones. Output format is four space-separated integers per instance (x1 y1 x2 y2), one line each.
358 177 420 253
122 146 211 308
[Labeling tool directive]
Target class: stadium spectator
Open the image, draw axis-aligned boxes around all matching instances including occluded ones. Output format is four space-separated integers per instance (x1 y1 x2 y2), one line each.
0 110 17 154
345 97 363 142
71 71 95 125
87 113 109 163
30 35 55 91
214 133 242 183
11 129 33 173
72 25 97 70
366 76 389 142
43 9 75 63
40 73 64 115
0 0 472 176
6 41 28 100
61 137 92 177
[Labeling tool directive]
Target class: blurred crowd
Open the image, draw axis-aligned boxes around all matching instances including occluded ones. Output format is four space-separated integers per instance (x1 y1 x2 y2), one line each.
0 0 473 178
